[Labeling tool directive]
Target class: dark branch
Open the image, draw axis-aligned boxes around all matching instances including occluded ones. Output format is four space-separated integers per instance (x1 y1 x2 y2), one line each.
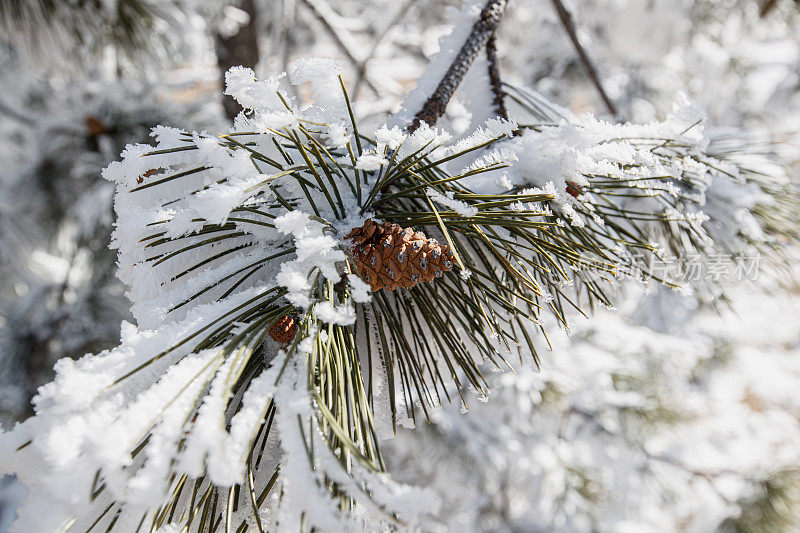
485 32 509 120
408 0 509 133
550 0 618 117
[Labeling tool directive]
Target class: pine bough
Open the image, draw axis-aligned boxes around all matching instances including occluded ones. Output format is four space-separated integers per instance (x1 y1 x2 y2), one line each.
1 10 796 533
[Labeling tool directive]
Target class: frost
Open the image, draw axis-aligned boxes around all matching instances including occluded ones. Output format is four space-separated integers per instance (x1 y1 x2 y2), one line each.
375 124 406 150
355 152 388 171
398 122 452 159
428 189 478 217
447 117 518 155
2 7 798 530
275 211 346 309
224 66 296 130
386 285 800 532
289 58 347 123
485 117 519 137
323 122 350 148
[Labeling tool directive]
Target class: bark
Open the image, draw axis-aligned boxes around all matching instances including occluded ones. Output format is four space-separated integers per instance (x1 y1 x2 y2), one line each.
407 0 509 132
485 32 509 120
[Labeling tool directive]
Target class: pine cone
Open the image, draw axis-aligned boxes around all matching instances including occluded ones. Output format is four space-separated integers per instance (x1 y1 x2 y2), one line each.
345 219 455 292
565 180 582 198
269 314 298 343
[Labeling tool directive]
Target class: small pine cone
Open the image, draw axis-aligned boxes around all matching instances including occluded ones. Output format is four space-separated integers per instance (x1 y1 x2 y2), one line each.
269 314 298 343
565 180 582 198
345 219 455 292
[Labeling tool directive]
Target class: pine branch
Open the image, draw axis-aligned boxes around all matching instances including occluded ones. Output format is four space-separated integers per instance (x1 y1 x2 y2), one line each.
408 0 509 133
549 0 618 117
0 0 170 64
485 32 509 120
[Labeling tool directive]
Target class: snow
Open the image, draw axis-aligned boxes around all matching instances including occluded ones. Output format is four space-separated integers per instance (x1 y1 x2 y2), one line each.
275 211 346 308
355 152 388 171
374 124 406 150
428 189 478 217
289 58 347 124
347 274 372 303
313 301 356 326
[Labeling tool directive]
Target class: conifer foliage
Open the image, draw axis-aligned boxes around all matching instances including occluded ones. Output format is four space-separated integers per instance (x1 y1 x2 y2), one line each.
0 1 798 531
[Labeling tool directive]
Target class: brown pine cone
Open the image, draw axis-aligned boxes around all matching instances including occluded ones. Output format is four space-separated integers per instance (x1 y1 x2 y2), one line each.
565 180 582 198
345 219 455 292
269 314 298 343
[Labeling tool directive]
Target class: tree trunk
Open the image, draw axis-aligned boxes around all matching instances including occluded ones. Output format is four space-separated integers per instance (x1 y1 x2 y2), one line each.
215 0 261 122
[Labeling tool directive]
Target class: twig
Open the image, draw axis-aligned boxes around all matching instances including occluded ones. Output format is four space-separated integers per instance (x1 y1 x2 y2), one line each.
352 0 417 98
408 0 509 133
759 0 779 17
0 97 34 125
299 0 381 97
485 32 509 120
550 0 618 117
